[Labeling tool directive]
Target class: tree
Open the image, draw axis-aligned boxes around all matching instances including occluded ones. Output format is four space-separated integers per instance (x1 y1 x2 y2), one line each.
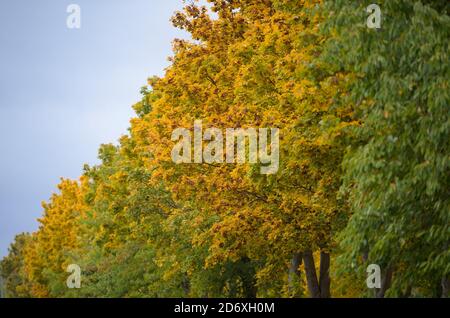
131 0 356 297
324 0 450 297
0 233 33 297
23 178 88 297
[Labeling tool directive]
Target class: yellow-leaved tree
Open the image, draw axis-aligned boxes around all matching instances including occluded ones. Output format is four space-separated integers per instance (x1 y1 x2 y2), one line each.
131 0 357 297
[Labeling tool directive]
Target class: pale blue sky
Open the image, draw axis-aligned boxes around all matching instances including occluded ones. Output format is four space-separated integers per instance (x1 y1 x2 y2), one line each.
0 0 189 257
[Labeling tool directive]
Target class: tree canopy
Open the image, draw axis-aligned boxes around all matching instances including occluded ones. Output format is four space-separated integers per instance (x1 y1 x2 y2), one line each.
1 0 448 298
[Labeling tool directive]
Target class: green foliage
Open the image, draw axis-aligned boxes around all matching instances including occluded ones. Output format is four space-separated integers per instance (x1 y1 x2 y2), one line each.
1 0 448 298
0 233 33 298
324 0 450 297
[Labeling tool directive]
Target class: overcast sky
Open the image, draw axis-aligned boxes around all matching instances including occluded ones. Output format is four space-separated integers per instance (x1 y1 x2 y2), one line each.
0 0 188 257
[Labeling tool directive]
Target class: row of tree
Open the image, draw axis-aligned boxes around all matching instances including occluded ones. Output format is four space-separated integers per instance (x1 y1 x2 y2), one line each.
1 0 448 298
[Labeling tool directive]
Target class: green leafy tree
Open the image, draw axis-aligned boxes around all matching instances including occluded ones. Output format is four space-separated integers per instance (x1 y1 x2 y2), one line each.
324 0 450 297
0 233 33 297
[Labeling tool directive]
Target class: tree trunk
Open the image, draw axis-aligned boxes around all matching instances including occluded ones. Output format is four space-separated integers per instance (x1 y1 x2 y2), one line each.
182 274 190 296
376 267 393 298
400 285 412 298
302 250 321 298
288 252 302 294
441 277 449 298
319 251 330 298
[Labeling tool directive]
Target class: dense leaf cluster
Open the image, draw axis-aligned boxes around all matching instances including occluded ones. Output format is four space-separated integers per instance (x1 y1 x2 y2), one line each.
1 0 448 298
